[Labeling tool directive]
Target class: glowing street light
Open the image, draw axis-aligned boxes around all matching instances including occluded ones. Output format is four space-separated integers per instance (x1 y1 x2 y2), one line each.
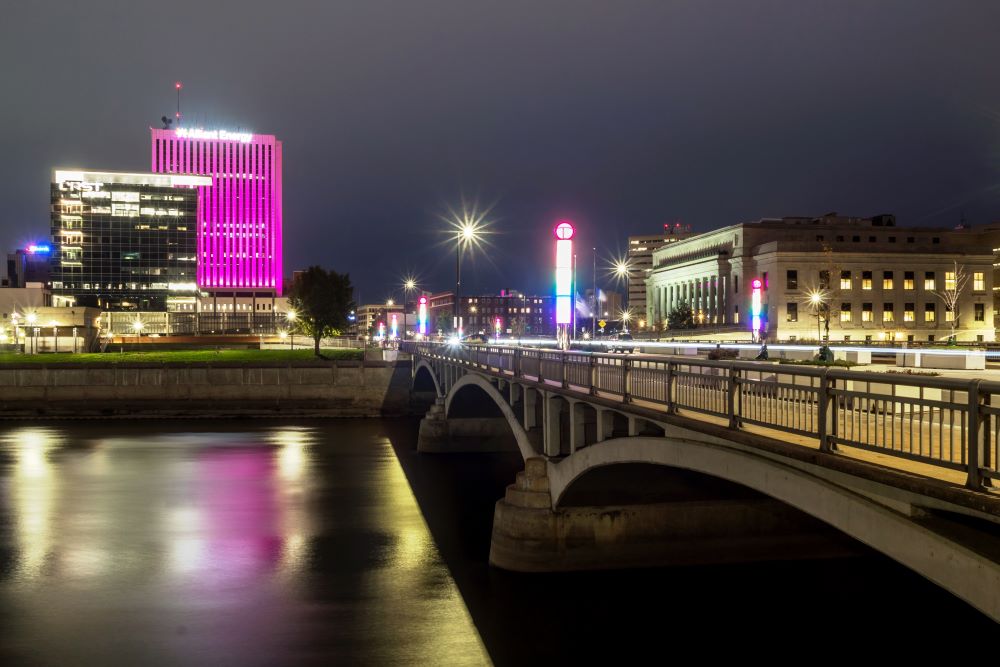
285 310 297 350
132 319 144 335
619 308 633 332
443 202 492 337
609 255 633 321
805 288 833 360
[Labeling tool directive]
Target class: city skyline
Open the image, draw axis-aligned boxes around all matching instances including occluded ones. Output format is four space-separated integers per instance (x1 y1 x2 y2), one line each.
4 2 1000 301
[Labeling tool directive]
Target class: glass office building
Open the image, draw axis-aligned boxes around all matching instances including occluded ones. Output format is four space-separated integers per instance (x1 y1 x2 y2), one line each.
49 170 211 311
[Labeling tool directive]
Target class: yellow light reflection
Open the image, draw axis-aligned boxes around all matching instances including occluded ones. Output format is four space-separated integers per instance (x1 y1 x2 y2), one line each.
360 436 490 664
4 427 61 580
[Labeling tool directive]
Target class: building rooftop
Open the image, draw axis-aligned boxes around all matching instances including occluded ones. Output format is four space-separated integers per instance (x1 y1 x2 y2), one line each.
53 170 211 188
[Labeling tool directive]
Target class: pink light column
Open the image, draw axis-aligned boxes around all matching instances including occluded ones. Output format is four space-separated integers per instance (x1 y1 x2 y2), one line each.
150 129 283 294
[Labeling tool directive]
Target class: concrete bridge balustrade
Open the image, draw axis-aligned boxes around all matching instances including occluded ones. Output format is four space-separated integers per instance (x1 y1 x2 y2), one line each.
404 341 1000 622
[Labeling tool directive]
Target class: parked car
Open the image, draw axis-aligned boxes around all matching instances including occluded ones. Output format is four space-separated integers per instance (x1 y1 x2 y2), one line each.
462 334 488 344
608 332 635 354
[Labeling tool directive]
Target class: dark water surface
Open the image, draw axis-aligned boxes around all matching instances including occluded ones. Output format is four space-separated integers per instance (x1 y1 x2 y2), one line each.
0 419 993 666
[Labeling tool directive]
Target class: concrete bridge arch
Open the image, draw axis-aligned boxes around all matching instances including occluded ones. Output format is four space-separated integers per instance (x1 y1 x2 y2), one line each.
443 374 539 461
545 435 1000 622
412 359 444 398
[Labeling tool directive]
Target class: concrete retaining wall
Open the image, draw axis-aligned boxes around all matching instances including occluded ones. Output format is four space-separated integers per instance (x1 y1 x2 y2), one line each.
0 360 414 418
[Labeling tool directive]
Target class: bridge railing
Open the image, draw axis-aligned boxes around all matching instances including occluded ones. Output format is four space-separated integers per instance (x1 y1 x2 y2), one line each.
403 341 995 490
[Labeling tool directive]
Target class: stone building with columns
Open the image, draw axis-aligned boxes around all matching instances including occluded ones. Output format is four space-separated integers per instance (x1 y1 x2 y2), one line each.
646 214 996 343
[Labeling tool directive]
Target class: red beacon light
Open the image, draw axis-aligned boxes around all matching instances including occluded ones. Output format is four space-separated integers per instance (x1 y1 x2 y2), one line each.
751 278 763 290
175 81 183 90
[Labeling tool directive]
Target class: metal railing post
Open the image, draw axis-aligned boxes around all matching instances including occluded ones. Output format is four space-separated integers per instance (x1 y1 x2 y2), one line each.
967 379 985 490
817 369 834 453
515 347 523 378
589 355 598 396
622 358 632 404
562 351 569 389
727 362 739 429
665 360 675 413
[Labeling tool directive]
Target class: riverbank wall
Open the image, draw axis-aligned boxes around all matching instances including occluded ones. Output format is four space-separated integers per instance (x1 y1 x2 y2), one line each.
0 360 414 418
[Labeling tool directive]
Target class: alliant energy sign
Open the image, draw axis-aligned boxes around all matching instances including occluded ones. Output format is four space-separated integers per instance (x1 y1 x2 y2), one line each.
175 128 253 143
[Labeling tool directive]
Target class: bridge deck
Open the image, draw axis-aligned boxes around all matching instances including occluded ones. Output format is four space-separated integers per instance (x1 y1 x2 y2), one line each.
410 343 1000 501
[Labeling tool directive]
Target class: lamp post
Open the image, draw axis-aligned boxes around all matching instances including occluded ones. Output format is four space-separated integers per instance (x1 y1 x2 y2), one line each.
808 290 833 361
592 247 597 340
50 321 58 353
26 312 37 353
455 224 479 337
612 256 632 330
286 310 297 350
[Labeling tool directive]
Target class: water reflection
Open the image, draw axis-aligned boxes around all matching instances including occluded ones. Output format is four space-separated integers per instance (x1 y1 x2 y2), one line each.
3 427 61 581
0 421 490 666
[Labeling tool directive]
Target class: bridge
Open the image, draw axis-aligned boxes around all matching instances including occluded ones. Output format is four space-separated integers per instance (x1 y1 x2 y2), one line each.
403 341 1000 622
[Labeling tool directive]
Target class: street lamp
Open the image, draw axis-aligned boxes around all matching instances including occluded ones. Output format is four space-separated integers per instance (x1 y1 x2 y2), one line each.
620 308 633 333
807 290 833 361
444 203 490 338
25 312 37 353
49 320 58 353
610 255 633 323
286 310 297 350
132 319 144 335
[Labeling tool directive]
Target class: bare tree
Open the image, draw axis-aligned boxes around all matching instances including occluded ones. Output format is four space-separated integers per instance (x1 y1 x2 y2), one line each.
932 260 969 342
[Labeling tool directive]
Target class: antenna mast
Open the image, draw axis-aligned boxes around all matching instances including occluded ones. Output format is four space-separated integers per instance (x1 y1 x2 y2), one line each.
174 81 183 127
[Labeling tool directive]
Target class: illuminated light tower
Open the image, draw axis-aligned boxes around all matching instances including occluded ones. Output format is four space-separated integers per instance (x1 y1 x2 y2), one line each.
390 313 399 340
554 221 575 350
494 317 502 340
418 295 428 336
751 278 763 339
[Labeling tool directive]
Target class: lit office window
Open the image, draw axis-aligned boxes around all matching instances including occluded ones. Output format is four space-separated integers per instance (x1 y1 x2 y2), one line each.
882 303 894 323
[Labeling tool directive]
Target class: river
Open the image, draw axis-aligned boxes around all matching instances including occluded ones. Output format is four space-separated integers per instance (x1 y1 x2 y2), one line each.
0 419 991 666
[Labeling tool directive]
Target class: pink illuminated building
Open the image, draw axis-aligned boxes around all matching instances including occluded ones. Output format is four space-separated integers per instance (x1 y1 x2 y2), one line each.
150 128 283 295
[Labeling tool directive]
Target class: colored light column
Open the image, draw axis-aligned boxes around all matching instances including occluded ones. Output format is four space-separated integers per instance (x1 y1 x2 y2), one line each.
495 317 502 338
751 278 762 333
554 221 574 325
390 313 398 339
418 296 428 335
150 128 283 294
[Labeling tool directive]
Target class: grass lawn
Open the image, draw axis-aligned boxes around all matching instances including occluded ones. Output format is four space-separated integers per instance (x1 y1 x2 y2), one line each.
0 348 364 364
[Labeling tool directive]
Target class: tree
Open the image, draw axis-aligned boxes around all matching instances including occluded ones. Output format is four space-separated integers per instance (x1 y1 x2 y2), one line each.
287 266 355 356
933 260 969 343
434 309 453 335
667 301 697 329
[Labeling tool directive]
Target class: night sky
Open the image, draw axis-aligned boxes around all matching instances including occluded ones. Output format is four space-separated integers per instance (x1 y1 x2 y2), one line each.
3 1 1000 303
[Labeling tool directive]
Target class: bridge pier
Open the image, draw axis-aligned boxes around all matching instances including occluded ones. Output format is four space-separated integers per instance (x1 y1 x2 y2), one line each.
490 456 859 573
